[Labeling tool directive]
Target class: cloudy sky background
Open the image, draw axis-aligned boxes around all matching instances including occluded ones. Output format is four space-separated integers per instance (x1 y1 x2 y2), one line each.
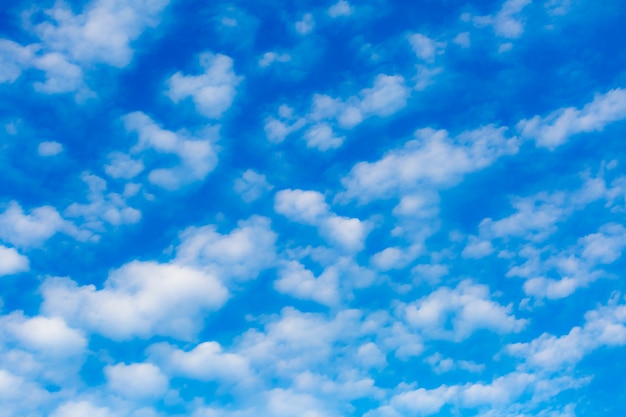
1 0 626 416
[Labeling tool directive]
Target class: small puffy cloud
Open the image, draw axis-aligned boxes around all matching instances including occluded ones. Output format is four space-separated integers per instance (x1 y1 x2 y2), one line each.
104 152 144 179
122 111 219 189
390 386 458 416
409 33 445 63
105 362 168 398
148 341 253 384
359 75 410 117
258 51 291 67
175 216 277 282
295 13 315 35
328 0 353 18
2 313 87 357
303 123 345 150
453 32 471 48
32 53 91 98
41 260 228 340
518 88 626 149
166 52 241 119
404 280 527 341
341 126 518 203
275 189 370 251
0 40 34 83
0 246 29 276
0 201 72 248
64 173 141 230
275 189 330 224
275 261 340 306
34 0 170 68
234 169 273 202
37 141 63 156
473 0 532 39
462 236 494 258
508 301 626 372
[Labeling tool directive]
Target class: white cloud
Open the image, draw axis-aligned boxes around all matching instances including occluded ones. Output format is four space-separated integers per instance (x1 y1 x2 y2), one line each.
390 385 458 415
0 40 34 83
166 52 241 119
359 75 410 117
105 362 168 398
304 123 345 150
518 88 626 149
41 260 228 340
473 0 532 39
258 51 291 67
295 13 315 35
409 33 445 63
275 189 370 251
122 111 219 189
0 246 29 276
32 52 91 98
175 216 277 282
234 169 273 202
452 32 471 48
104 152 144 179
34 0 170 68
328 1 353 18
508 300 626 371
274 260 340 306
2 313 87 357
404 280 527 341
0 201 72 247
462 236 494 258
64 172 141 230
148 341 253 384
341 126 518 203
37 140 63 156
49 401 115 417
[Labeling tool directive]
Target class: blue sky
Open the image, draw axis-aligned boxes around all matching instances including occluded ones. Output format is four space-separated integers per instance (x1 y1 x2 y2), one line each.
1 0 626 416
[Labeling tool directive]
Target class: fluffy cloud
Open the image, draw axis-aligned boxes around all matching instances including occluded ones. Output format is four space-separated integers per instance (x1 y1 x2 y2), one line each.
341 126 518 203
508 300 626 371
41 260 228 340
0 201 74 247
265 74 410 148
121 111 219 189
105 362 169 398
166 52 241 119
174 216 277 281
472 0 532 39
234 169 274 202
518 88 626 149
328 0 353 18
148 341 253 384
409 33 445 63
0 246 29 276
275 189 370 251
404 280 527 341
0 40 33 83
37 141 63 156
49 401 115 417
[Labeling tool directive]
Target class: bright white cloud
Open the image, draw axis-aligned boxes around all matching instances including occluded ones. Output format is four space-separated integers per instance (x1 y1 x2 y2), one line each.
0 201 72 247
275 260 340 306
2 313 87 357
65 172 141 231
404 280 527 341
166 52 241 119
104 152 144 179
41 260 228 340
0 40 33 83
175 216 277 282
105 362 169 398
148 341 253 384
34 0 170 67
275 189 370 251
49 401 115 417
341 126 518 203
518 88 626 149
122 111 219 189
0 246 29 276
304 123 345 150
